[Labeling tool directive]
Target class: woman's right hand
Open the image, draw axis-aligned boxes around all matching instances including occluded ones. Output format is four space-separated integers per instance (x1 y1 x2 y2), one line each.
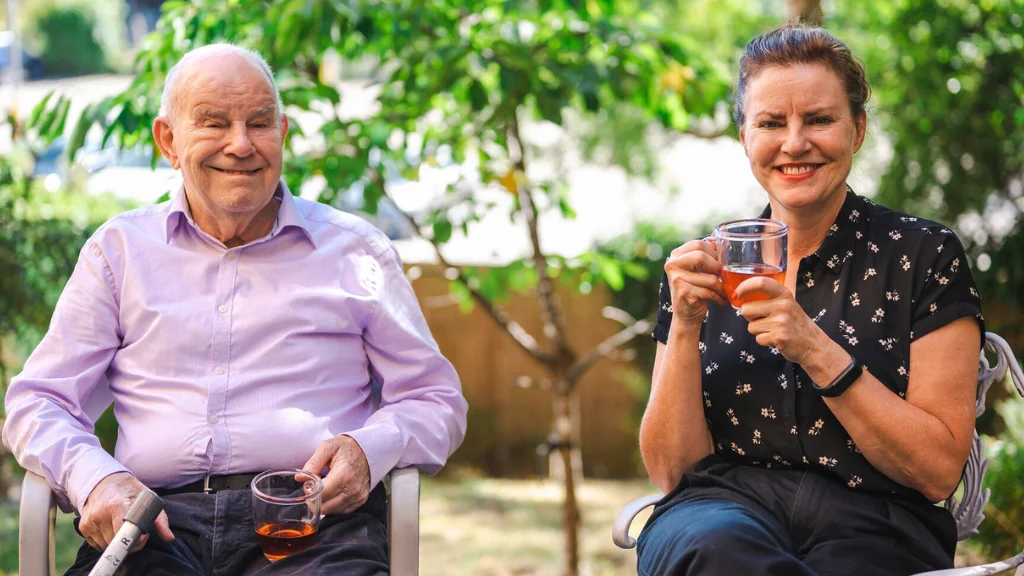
664 239 728 328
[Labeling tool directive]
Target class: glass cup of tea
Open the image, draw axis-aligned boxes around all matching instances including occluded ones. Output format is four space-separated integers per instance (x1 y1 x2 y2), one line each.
711 218 789 309
251 469 323 562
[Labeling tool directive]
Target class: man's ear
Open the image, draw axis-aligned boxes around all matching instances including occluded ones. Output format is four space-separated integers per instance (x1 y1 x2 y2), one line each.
280 113 289 141
153 116 179 169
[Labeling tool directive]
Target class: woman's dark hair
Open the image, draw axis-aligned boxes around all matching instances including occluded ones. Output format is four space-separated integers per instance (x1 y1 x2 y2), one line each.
734 24 871 127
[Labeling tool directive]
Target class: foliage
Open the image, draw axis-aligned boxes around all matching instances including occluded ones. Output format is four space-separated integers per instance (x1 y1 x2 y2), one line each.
28 5 109 76
22 0 131 74
975 392 1024 561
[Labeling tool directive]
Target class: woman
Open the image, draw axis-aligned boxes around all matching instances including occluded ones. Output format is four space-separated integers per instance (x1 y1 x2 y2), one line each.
637 25 984 576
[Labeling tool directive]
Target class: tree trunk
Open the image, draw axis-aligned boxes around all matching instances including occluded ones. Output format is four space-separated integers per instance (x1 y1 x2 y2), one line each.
555 388 580 576
786 0 823 24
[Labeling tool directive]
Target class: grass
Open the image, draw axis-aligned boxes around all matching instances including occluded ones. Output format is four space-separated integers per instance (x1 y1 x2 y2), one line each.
0 476 997 575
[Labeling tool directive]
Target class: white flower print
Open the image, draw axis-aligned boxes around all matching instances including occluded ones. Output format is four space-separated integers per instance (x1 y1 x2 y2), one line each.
727 408 738 426
900 255 911 271
704 390 712 408
850 292 861 306
937 275 949 285
867 241 880 253
838 320 858 346
777 373 788 389
752 430 762 445
863 268 877 281
735 308 743 317
770 347 781 356
833 279 841 293
661 301 673 314
812 308 827 323
889 230 903 241
829 223 839 234
826 255 840 269
804 271 814 288
808 419 825 436
886 290 901 302
879 337 898 351
856 231 863 239
790 426 798 435
719 332 733 344
705 362 719 375
848 475 863 489
871 308 885 323
929 303 938 314
698 341 707 354
970 287 979 298
951 258 960 273
740 351 755 364
899 390 907 399
819 456 838 468
761 406 777 419
802 456 809 464
735 382 752 395
850 209 860 221
900 216 918 223
898 365 908 377
773 455 792 466
847 439 862 454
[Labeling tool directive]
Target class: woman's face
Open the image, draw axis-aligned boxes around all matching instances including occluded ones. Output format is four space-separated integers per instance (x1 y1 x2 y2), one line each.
739 63 866 213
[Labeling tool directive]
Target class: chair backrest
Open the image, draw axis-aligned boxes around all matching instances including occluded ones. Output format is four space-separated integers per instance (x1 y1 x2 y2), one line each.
944 332 1024 541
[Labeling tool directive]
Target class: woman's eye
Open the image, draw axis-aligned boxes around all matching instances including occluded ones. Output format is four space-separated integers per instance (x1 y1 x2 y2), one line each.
811 116 834 125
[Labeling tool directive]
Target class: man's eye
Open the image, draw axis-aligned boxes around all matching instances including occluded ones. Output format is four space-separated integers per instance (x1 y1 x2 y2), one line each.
760 121 781 128
205 123 225 129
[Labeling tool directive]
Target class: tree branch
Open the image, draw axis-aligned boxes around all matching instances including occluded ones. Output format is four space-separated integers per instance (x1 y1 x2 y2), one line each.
371 169 556 366
508 109 574 365
566 315 654 383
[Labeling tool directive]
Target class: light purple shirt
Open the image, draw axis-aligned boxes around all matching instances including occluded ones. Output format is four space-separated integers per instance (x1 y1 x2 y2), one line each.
2 181 467 512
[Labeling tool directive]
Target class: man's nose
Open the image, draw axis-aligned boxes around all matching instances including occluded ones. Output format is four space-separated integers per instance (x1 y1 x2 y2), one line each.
223 122 255 157
780 124 811 156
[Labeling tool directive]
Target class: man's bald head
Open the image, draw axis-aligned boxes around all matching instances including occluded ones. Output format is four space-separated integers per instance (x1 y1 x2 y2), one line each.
159 43 283 126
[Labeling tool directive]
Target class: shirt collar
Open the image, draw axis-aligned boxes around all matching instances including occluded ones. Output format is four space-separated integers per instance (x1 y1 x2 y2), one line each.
757 186 863 276
163 179 317 248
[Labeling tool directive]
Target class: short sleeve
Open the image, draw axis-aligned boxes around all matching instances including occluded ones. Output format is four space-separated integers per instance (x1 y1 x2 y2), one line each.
910 229 985 342
653 271 673 344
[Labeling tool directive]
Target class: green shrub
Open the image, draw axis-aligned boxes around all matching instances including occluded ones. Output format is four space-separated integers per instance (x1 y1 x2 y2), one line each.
32 5 108 76
974 391 1024 561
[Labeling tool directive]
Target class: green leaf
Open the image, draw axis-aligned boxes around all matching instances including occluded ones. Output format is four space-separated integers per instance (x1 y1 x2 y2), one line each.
432 217 453 243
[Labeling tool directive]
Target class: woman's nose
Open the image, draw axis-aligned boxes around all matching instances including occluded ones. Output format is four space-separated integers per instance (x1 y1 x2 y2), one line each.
780 124 811 156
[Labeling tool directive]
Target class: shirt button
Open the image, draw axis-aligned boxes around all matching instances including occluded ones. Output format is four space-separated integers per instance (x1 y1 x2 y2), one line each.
218 305 228 314
209 415 219 424
227 252 237 261
214 367 224 375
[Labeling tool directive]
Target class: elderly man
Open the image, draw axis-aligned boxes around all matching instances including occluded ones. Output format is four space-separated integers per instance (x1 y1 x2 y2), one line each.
3 44 467 575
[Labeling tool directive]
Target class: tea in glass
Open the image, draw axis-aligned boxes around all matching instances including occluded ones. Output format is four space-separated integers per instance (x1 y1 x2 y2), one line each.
251 469 323 562
712 219 789 309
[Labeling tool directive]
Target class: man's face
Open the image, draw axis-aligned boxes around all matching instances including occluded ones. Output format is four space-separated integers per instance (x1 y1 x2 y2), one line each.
164 60 286 216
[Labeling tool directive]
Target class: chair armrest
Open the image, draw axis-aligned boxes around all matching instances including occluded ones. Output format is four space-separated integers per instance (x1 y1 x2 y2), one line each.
19 471 57 576
612 493 663 550
911 549 1024 575
387 467 420 576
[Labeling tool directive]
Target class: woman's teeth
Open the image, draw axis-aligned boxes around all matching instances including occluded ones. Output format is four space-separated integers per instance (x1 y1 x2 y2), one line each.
780 165 817 175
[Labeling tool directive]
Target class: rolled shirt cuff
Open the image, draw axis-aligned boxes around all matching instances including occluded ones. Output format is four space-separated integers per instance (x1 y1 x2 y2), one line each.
66 449 131 513
343 421 404 490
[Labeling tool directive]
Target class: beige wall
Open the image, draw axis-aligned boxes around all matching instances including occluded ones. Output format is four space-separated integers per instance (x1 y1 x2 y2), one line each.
409 266 645 478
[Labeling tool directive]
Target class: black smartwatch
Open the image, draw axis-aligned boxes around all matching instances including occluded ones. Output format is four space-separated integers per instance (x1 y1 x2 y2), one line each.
813 357 863 397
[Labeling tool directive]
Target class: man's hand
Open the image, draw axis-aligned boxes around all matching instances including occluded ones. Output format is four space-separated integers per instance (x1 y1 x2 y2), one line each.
79 472 174 552
302 435 371 515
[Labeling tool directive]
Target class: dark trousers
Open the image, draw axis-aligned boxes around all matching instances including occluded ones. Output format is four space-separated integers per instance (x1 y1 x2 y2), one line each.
64 484 388 576
637 454 957 576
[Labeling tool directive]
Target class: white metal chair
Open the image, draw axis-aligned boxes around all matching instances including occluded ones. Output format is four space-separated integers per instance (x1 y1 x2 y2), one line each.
19 466 421 576
613 332 1024 576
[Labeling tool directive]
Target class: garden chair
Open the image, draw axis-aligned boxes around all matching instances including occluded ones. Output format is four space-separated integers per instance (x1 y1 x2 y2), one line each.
19 466 421 576
613 332 1024 576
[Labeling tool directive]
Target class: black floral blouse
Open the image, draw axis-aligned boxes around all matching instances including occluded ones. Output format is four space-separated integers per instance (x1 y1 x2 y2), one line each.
653 189 985 500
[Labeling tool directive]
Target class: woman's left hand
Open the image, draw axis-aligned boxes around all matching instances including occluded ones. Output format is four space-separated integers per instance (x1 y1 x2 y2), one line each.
734 277 828 366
